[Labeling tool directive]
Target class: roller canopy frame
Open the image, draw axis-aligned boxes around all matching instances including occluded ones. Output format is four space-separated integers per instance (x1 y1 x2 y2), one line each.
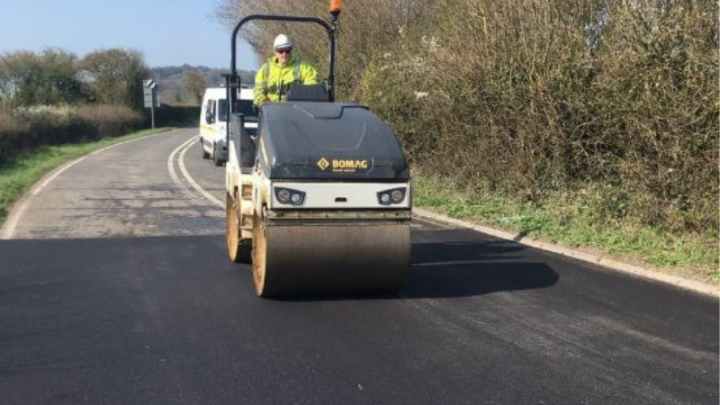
224 14 339 147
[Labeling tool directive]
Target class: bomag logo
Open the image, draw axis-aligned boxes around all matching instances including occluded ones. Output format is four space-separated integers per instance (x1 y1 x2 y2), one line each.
317 157 370 173
332 159 369 173
316 157 330 171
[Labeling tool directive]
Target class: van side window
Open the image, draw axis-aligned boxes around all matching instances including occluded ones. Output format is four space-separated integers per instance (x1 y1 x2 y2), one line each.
218 99 228 122
204 100 215 124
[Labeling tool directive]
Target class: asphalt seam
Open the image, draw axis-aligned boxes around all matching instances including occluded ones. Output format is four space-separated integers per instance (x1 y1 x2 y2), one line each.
0 129 183 240
413 208 719 298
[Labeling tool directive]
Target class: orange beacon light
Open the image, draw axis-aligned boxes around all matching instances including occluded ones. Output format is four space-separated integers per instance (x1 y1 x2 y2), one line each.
330 0 343 16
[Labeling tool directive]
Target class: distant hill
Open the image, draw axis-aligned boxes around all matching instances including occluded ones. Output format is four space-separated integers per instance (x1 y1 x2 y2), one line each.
151 65 254 106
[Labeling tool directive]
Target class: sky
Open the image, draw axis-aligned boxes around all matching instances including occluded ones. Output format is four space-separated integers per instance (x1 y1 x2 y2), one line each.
0 0 257 70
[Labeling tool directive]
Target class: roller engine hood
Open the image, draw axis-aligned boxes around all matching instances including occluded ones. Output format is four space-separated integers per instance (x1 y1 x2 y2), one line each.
257 102 409 181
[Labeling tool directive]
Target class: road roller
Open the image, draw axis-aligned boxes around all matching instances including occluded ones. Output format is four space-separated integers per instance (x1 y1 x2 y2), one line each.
223 0 411 297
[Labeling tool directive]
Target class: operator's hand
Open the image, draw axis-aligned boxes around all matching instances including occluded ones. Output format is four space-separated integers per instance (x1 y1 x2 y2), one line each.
261 98 270 105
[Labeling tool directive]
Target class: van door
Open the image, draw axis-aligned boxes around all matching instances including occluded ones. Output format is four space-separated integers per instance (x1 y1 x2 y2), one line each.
201 99 216 150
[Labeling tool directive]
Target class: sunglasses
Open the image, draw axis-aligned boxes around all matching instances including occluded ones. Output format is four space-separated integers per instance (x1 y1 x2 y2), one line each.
275 48 292 54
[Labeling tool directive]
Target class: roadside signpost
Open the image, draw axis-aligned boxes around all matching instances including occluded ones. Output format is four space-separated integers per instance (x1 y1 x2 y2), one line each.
143 79 160 128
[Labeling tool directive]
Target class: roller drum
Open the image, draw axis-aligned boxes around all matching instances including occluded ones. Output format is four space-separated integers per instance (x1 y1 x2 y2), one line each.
253 222 410 297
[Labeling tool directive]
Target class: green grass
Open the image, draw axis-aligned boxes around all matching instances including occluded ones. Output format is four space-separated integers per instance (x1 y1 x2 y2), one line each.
413 174 719 283
0 127 173 225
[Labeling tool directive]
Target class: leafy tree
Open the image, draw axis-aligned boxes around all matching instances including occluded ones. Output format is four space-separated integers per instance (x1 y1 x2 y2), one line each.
81 48 150 110
0 49 88 107
184 71 206 105
39 49 88 105
0 51 39 106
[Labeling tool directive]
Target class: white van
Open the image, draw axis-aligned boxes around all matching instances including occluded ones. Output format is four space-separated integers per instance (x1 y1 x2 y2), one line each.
199 87 257 165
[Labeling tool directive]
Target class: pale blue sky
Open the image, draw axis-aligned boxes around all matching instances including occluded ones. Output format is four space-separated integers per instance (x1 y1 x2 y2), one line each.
0 0 257 70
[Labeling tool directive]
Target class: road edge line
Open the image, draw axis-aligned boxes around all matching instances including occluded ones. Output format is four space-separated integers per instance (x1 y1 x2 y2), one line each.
413 207 719 298
0 129 183 240
177 140 223 209
167 136 206 203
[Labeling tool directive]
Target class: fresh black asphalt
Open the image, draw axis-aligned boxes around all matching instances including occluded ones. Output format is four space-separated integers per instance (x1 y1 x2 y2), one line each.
0 130 717 404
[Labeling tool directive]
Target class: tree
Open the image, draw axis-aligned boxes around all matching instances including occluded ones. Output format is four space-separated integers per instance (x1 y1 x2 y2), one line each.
0 51 39 106
81 48 150 110
39 49 88 105
184 72 206 105
0 49 88 107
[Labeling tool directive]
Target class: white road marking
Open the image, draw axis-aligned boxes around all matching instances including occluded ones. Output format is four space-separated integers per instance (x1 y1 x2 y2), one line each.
166 136 204 202
1 129 185 240
178 141 223 209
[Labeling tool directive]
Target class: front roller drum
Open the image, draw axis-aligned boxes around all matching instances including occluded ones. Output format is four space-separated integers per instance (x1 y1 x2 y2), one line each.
252 221 410 298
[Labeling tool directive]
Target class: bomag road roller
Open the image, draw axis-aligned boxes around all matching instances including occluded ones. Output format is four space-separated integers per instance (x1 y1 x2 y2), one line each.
224 0 411 297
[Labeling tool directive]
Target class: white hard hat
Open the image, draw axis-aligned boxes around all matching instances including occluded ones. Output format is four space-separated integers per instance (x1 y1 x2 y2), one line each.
273 34 292 50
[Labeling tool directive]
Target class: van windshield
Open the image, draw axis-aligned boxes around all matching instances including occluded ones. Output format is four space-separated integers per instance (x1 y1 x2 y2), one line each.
218 99 257 122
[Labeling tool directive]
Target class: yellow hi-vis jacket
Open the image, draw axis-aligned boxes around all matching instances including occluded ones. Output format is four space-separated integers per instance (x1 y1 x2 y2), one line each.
253 56 319 106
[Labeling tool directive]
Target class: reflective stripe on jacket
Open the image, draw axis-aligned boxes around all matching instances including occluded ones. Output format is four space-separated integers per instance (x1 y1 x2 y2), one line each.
253 56 319 105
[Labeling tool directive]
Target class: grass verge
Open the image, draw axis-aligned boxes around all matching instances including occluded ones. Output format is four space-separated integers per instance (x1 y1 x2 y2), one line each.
413 173 719 284
0 127 173 226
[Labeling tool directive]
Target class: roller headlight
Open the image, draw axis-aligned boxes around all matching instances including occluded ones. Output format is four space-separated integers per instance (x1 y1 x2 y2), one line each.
378 187 406 205
274 187 305 206
277 189 290 203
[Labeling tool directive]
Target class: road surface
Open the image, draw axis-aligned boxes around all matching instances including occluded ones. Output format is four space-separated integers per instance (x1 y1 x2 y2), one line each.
1 129 717 405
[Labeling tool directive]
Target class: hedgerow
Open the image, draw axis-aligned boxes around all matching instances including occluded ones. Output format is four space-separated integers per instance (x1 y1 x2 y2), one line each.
218 0 718 234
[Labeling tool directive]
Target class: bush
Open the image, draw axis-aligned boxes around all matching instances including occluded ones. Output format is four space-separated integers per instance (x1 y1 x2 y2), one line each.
140 105 199 128
359 0 718 234
77 104 143 137
0 104 142 161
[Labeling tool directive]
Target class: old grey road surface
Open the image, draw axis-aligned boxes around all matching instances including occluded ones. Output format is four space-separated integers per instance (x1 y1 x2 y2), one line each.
1 129 717 405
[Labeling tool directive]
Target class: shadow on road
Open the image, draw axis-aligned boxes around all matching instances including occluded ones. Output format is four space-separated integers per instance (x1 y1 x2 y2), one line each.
278 230 559 301
0 230 558 302
403 237 559 299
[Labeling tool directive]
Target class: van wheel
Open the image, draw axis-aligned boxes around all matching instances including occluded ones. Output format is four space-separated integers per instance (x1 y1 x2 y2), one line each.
201 143 210 159
213 143 223 166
